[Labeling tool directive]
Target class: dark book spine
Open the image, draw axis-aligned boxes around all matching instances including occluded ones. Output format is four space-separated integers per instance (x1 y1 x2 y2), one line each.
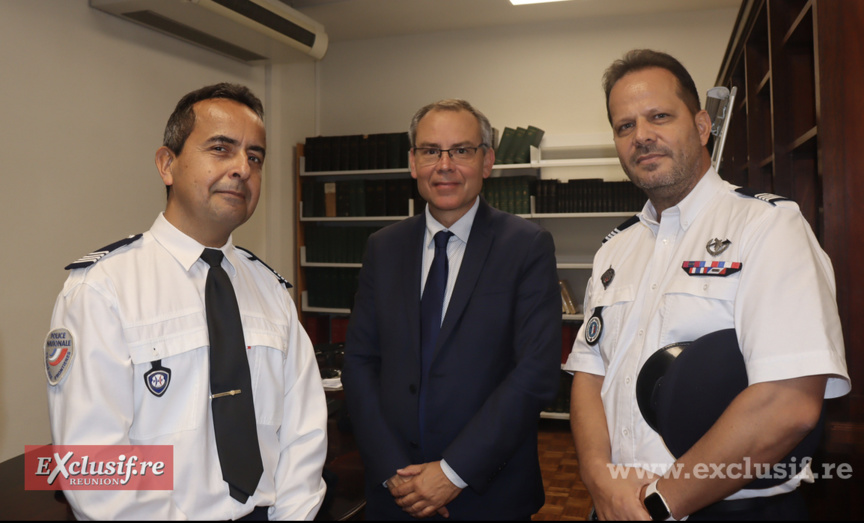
336 181 351 217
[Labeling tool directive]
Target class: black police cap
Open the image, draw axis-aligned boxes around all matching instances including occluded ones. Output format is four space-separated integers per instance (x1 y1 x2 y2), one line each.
636 329 824 489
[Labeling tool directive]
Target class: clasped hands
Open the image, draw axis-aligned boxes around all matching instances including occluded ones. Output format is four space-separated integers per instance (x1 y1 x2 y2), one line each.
386 461 463 519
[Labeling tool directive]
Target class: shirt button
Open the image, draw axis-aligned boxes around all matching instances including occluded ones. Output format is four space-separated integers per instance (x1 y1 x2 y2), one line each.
651 283 658 291
703 284 709 291
625 376 632 385
622 428 630 437
638 329 644 337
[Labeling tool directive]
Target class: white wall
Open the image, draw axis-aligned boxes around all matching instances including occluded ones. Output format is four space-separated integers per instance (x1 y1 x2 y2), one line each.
0 0 315 461
317 8 738 141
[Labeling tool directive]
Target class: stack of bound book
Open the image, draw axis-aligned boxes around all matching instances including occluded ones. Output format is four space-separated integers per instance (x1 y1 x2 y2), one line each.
304 132 411 172
494 125 545 165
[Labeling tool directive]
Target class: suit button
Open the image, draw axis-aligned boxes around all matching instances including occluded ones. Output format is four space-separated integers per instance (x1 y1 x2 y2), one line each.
409 384 417 394
409 441 419 449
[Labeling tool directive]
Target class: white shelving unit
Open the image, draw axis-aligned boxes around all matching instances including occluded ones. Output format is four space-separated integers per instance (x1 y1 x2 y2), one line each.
540 411 570 421
301 291 351 315
298 202 413 223
299 246 362 268
526 135 633 422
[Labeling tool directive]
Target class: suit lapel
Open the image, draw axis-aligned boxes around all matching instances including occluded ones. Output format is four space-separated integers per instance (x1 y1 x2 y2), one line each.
403 216 426 361
435 199 495 355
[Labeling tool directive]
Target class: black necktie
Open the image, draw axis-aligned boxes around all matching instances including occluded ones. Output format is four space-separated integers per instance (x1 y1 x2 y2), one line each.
201 248 263 503
418 231 453 441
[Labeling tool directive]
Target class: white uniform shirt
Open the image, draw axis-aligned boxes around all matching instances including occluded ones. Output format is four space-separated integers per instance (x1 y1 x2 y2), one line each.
46 213 328 520
564 168 850 500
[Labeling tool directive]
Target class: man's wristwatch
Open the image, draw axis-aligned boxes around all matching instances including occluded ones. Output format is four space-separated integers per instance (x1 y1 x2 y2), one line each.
643 479 672 521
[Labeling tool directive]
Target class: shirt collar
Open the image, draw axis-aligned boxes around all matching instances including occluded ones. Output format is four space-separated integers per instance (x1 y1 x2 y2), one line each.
640 167 725 232
150 213 238 276
424 196 480 246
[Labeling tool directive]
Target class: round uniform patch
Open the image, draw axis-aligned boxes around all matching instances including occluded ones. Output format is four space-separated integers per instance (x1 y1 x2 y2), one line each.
45 328 75 385
585 311 603 346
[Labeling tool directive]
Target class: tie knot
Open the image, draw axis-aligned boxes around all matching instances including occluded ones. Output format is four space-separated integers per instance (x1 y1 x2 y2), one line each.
201 248 224 268
433 230 453 250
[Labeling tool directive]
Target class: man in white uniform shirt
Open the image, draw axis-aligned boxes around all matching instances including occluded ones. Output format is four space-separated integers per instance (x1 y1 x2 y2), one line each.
44 83 327 520
565 50 850 520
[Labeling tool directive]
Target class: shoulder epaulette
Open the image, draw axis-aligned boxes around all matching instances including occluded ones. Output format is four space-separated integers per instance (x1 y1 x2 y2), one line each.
735 187 792 206
602 215 640 244
65 234 143 270
237 246 293 289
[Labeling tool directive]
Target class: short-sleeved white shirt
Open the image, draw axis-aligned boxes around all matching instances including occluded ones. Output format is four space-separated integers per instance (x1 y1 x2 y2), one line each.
46 213 328 520
564 168 850 499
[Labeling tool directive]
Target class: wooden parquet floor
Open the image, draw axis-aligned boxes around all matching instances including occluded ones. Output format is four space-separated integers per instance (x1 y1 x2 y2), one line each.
530 419 864 521
533 419 593 521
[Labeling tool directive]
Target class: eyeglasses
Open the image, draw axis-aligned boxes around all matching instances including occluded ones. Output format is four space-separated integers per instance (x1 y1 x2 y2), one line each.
412 144 488 166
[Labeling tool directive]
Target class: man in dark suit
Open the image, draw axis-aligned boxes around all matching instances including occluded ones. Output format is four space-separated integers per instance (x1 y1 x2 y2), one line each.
342 99 561 520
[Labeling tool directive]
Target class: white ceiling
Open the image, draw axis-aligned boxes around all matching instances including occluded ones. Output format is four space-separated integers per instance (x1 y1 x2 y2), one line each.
282 0 742 42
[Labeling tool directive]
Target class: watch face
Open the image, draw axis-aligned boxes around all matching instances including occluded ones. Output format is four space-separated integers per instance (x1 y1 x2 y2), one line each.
644 492 671 520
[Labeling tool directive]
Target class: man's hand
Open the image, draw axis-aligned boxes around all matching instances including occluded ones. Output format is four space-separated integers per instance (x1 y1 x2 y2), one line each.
388 461 462 519
589 466 655 521
385 467 451 518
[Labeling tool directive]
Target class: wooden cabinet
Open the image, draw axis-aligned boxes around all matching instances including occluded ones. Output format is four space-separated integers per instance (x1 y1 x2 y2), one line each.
716 1 864 516
718 0 822 236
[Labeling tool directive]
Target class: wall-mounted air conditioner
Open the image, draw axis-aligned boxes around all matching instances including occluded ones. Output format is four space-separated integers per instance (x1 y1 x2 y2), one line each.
90 0 328 62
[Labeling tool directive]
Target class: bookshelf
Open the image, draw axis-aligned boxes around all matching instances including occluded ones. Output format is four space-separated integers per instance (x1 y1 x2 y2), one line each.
715 1 864 512
294 138 417 340
295 134 638 421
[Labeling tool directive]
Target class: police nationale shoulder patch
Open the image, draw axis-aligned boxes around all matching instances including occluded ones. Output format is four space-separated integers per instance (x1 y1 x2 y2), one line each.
65 234 143 270
45 328 75 385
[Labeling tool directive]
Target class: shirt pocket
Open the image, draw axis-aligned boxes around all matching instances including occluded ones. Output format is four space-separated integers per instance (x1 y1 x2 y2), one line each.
245 325 289 428
128 328 210 440
590 283 636 367
660 276 738 346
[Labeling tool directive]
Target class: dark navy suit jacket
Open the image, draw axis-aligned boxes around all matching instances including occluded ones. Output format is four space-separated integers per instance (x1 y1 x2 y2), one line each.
342 198 561 520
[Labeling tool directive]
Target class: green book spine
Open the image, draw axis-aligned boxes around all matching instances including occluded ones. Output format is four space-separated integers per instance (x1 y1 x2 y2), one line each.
494 127 516 165
504 127 527 164
515 128 533 164
519 125 545 164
